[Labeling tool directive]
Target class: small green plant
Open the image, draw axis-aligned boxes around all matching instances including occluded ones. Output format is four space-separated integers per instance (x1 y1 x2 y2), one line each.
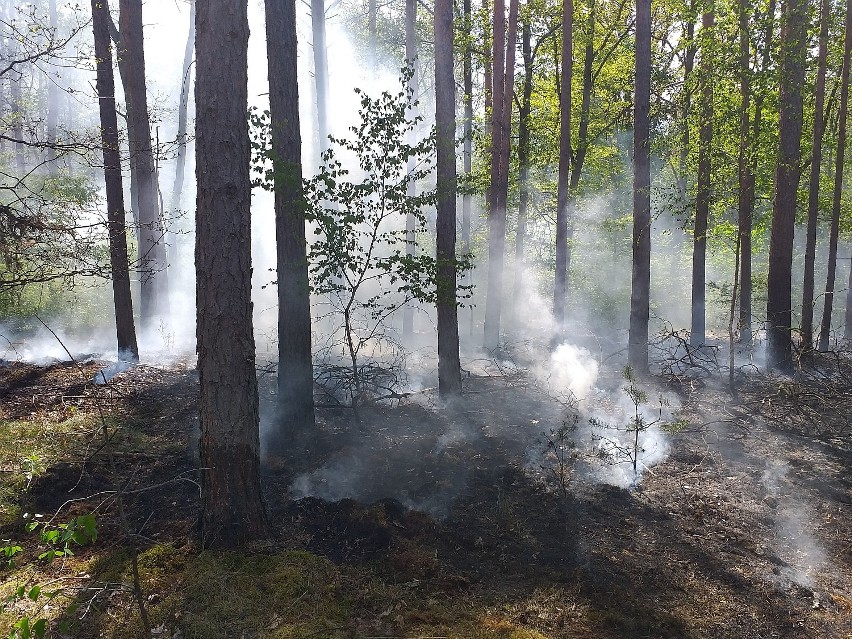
1 542 22 568
590 367 686 484
2 515 97 638
541 413 579 498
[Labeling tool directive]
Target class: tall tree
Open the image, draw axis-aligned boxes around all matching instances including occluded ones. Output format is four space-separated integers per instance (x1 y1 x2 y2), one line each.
435 0 462 395
312 0 331 160
46 0 58 170
818 0 851 351
169 0 196 219
195 0 267 547
483 0 519 349
552 0 573 328
801 0 829 356
402 0 418 339
628 0 652 373
690 8 713 348
265 0 316 443
739 0 776 346
117 0 169 326
512 15 533 328
462 0 474 336
91 0 138 362
766 0 807 371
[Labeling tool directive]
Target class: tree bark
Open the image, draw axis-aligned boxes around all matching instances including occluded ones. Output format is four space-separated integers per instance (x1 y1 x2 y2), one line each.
91 0 139 362
46 0 58 170
740 0 776 346
628 0 652 374
118 0 169 327
265 0 317 446
195 0 267 547
402 0 418 339
553 0 573 329
483 0 518 349
678 2 695 200
463 0 474 337
766 0 807 371
818 0 851 351
311 0 331 161
800 0 829 356
690 9 713 348
512 18 532 329
435 0 461 396
169 0 196 219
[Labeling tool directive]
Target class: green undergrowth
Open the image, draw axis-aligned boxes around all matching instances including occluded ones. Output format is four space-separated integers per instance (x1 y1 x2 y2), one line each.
0 413 98 527
31 542 568 639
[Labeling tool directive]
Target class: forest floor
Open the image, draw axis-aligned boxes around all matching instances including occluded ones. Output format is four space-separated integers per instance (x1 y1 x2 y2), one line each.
0 344 851 639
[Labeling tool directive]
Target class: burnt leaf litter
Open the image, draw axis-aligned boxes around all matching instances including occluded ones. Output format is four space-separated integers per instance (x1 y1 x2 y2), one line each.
0 352 850 638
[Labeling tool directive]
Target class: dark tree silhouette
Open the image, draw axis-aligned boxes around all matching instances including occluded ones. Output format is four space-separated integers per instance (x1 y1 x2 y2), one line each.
195 0 267 547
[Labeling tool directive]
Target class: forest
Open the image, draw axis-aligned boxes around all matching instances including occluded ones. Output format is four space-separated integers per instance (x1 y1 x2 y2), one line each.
0 0 851 636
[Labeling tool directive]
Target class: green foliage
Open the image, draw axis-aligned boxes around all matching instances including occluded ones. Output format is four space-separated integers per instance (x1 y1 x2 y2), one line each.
2 514 96 639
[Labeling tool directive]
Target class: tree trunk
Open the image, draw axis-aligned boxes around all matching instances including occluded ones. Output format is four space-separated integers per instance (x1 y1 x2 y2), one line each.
195 0 267 547
311 0 331 161
368 0 377 71
402 0 418 339
463 0 474 337
483 0 493 140
737 0 752 346
169 0 196 219
483 0 518 349
46 0 58 170
800 0 829 356
435 0 461 396
628 0 652 374
512 18 532 330
818 0 851 351
91 0 139 362
740 0 776 346
265 0 317 446
766 0 807 371
118 0 169 327
678 3 695 200
553 0 573 329
690 9 713 348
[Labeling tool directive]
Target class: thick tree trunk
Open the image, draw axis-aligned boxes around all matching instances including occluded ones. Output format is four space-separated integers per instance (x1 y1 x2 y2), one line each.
118 0 169 327
512 19 532 329
402 0 418 339
169 0 196 219
766 0 807 371
265 0 316 445
463 0 474 337
690 9 713 348
311 0 331 161
800 0 829 356
628 0 652 374
818 0 851 351
483 0 493 140
435 0 461 396
195 0 267 547
553 0 573 328
91 0 139 362
483 0 518 349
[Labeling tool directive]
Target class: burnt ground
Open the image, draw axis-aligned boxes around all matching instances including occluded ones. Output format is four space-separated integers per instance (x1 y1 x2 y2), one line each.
0 353 851 638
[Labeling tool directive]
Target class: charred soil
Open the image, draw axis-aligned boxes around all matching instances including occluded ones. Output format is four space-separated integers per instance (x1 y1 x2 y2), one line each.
0 354 850 638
